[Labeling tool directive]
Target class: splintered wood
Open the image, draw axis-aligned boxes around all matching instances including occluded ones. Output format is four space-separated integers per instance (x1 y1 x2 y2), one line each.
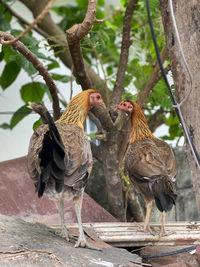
51 221 200 247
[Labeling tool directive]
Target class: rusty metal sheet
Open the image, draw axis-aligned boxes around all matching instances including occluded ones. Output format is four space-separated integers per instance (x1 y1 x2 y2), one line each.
0 157 118 224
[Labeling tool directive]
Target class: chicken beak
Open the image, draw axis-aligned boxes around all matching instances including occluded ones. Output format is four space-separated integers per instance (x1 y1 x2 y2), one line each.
114 105 120 111
100 101 106 109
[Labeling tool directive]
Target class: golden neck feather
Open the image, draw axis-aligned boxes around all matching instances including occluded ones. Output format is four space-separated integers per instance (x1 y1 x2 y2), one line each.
56 91 93 129
130 103 155 143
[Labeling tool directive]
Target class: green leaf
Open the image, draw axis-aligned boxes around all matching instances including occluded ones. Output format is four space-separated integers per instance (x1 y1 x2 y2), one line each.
20 82 47 103
76 0 88 8
2 45 17 63
0 122 10 129
87 133 96 139
47 61 60 70
161 96 172 110
2 45 37 75
1 0 15 2
33 118 42 131
10 105 32 129
0 7 12 31
0 61 21 90
51 73 71 83
15 54 37 75
106 66 113 76
0 51 4 62
169 124 179 137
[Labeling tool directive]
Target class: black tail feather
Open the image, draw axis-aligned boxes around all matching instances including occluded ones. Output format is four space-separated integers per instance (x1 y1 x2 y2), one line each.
154 191 175 212
152 176 177 212
37 111 66 197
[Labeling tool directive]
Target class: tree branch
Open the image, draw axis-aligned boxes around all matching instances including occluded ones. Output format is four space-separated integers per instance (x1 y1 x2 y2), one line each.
88 112 102 132
0 31 60 120
147 108 165 132
1 0 55 45
90 142 102 163
66 0 115 130
2 2 49 38
137 46 169 108
19 0 108 102
66 0 98 90
91 106 114 131
110 0 139 106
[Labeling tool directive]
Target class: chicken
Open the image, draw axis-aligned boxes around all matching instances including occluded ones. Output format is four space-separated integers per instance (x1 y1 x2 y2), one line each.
118 100 177 236
27 89 105 249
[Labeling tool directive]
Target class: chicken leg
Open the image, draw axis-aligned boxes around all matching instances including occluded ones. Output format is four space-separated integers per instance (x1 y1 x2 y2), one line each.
159 211 174 237
55 199 74 241
143 201 155 235
73 194 100 250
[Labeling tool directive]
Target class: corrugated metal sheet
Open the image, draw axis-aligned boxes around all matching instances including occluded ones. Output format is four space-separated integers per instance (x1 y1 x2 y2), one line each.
51 221 200 247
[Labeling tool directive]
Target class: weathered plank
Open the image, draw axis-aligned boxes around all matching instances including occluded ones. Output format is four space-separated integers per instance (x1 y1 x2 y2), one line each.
51 221 200 247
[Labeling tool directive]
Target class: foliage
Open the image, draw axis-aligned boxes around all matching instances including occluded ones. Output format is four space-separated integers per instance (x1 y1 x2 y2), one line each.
0 0 182 141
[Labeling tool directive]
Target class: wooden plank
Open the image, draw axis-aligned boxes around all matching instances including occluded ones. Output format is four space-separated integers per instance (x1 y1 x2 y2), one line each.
50 221 200 247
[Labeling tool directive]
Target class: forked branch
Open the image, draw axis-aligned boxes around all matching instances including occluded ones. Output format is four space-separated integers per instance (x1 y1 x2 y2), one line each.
66 0 98 90
66 0 114 129
0 31 60 120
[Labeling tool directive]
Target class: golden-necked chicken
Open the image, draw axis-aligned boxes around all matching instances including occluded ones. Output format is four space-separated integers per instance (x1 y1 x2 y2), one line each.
118 100 177 236
27 89 105 248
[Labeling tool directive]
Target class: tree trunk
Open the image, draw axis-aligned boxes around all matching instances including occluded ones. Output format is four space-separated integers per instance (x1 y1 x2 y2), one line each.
101 131 125 221
159 0 200 213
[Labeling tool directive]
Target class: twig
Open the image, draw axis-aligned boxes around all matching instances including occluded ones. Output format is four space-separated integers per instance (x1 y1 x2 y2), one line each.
111 0 139 106
95 8 123 23
2 2 49 38
1 0 55 45
137 46 169 108
0 31 60 120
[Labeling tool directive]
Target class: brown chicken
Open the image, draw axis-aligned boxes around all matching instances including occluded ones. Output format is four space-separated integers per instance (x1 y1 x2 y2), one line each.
118 100 177 236
27 89 105 249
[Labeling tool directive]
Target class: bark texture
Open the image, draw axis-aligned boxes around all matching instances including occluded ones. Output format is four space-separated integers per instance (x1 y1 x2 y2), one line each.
159 0 200 213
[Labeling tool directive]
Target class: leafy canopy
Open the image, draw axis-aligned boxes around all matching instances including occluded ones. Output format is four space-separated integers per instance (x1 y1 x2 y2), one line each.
0 0 182 141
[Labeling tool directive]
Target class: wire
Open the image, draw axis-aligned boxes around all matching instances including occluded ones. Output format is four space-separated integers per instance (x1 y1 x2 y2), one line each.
141 245 196 259
168 0 193 107
146 0 200 170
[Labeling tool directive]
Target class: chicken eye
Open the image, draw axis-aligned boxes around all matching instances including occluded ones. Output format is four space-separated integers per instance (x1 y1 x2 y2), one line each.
96 95 100 100
123 103 126 107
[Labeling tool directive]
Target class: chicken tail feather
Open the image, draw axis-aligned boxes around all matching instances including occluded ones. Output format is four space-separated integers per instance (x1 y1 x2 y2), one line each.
151 176 177 212
38 112 66 197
